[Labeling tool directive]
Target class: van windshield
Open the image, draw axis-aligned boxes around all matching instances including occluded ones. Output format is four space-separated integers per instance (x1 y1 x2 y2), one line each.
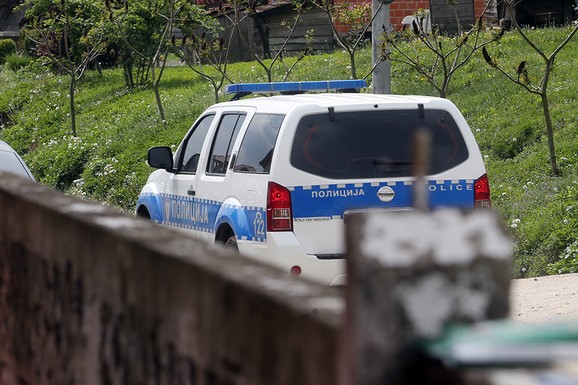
290 109 469 179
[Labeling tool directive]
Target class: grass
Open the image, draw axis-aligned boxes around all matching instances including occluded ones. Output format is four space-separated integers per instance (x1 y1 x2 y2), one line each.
2 27 578 278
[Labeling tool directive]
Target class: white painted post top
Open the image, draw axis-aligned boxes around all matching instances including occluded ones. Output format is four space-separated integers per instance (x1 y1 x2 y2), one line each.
360 208 512 268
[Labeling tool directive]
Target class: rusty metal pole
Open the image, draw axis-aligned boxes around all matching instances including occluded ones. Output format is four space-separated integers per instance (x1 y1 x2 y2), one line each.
412 128 431 211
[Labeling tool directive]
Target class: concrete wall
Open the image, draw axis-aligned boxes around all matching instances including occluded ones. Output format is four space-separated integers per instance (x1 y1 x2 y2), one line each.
0 172 342 385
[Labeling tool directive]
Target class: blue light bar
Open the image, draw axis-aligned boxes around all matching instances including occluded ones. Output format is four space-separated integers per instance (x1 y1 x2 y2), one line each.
224 80 367 95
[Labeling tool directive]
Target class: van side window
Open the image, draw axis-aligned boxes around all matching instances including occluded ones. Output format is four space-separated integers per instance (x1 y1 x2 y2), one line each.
234 114 284 174
179 114 215 173
207 114 246 174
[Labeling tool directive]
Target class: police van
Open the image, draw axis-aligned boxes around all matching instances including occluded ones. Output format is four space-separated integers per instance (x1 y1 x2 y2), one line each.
136 80 490 285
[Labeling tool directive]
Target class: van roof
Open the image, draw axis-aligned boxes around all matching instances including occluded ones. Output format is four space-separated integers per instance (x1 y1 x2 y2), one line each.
209 93 449 114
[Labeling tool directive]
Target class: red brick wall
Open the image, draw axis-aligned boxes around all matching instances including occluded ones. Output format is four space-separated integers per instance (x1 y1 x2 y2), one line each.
333 0 488 31
390 0 429 29
473 0 487 21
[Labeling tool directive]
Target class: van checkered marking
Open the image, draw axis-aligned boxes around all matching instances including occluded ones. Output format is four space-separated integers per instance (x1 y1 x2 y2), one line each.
138 192 267 243
138 179 475 243
288 180 475 219
289 180 473 191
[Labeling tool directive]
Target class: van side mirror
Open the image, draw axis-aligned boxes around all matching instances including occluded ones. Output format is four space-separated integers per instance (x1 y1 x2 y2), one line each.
147 146 174 172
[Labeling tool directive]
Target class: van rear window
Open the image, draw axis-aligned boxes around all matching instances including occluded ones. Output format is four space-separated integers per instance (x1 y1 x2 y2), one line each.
290 109 469 179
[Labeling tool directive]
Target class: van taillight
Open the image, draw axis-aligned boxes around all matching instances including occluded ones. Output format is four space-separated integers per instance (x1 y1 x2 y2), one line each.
474 174 491 208
267 182 293 231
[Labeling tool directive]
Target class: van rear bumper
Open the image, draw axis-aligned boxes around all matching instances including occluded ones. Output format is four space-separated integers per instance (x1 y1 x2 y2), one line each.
237 232 345 286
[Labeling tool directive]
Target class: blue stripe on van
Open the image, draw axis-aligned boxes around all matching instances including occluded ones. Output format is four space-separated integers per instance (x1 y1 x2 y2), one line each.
138 179 473 243
137 192 268 242
289 180 474 219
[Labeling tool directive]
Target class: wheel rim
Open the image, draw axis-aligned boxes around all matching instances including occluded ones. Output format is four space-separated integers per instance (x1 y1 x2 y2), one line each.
225 235 238 251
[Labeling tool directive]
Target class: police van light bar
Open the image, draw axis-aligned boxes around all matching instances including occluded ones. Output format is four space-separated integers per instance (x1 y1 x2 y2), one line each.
225 80 367 98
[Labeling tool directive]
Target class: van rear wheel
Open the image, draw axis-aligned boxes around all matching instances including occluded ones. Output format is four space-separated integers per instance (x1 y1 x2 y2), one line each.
224 235 238 251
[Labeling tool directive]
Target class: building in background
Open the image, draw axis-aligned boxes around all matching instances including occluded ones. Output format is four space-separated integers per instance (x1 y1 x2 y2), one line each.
1 1 575 62
0 0 24 41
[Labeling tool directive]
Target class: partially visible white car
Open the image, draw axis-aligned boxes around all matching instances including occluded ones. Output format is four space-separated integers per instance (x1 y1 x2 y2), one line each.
0 140 35 180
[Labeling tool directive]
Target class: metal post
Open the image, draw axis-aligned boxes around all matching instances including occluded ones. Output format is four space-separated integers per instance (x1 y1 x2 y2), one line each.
412 128 431 211
341 209 512 385
372 0 391 94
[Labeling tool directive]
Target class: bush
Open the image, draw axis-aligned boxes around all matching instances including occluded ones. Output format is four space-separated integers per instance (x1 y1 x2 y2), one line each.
549 240 578 274
4 53 34 71
26 135 91 190
0 39 16 64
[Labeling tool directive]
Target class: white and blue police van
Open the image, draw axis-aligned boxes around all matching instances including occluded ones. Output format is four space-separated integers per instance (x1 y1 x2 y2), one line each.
136 80 490 285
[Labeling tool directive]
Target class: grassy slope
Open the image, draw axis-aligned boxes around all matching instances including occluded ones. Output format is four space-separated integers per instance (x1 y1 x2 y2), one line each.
1 27 578 277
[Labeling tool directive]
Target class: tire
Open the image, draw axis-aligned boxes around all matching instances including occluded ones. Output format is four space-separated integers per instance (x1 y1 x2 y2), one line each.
224 235 238 252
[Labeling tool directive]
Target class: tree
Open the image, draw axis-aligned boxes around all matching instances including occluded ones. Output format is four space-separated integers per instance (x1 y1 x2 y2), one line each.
19 0 106 136
482 1 578 177
103 0 160 88
221 0 312 83
0 39 17 64
106 0 218 125
170 4 224 103
312 0 379 80
173 31 231 103
381 2 500 98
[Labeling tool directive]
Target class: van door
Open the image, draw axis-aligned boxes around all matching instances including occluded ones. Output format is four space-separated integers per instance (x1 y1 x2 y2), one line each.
163 114 215 238
228 113 285 244
192 112 248 241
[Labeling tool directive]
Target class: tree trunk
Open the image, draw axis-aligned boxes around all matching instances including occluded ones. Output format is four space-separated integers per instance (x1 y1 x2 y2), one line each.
440 78 449 98
69 74 77 137
151 60 166 126
349 50 357 79
212 78 220 103
153 82 166 125
541 91 559 176
541 57 558 176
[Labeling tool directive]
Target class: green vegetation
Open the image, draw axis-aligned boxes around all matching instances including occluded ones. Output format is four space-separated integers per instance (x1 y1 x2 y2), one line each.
1 27 578 278
3 52 33 71
0 39 17 64
383 8 503 99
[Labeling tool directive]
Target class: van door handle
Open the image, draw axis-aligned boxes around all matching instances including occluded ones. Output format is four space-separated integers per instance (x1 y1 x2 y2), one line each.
187 188 195 196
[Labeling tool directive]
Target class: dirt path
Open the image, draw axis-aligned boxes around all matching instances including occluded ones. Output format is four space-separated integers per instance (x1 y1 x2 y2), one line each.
510 273 578 323
510 273 578 376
